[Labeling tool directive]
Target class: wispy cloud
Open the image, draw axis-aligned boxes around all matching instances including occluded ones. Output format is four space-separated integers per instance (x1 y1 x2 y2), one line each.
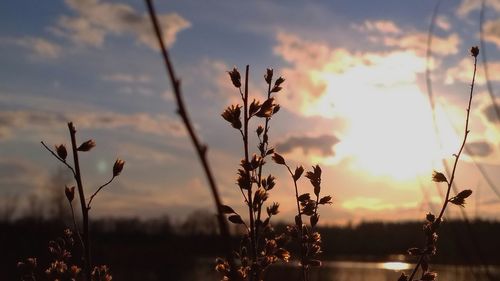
483 19 500 48
445 58 500 85
0 110 184 140
352 20 401 34
0 37 62 59
466 141 494 157
51 0 190 49
102 73 151 83
457 0 500 17
276 134 339 156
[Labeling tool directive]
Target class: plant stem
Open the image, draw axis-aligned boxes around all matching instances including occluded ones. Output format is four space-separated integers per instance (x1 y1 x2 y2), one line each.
408 55 477 281
144 1 238 279
68 122 91 281
285 165 307 281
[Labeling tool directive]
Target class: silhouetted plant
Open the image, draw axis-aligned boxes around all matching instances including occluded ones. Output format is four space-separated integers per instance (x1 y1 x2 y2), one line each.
273 158 332 280
217 66 290 281
398 46 479 281
33 122 125 281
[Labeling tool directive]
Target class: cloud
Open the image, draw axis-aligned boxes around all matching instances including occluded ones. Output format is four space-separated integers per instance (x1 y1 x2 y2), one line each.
484 19 500 48
102 73 151 83
483 102 500 124
445 58 500 85
466 141 494 157
276 134 339 156
436 16 451 31
352 20 401 34
0 158 44 193
0 110 184 140
53 0 190 49
457 0 500 17
0 37 62 59
382 33 460 56
273 32 427 118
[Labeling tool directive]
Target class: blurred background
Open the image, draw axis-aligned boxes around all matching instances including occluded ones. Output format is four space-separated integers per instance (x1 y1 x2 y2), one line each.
1 0 500 280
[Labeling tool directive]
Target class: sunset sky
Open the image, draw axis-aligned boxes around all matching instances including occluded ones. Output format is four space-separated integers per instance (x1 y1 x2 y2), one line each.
1 0 499 224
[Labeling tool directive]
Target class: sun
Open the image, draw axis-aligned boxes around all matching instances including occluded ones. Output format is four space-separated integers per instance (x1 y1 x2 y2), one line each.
304 51 460 180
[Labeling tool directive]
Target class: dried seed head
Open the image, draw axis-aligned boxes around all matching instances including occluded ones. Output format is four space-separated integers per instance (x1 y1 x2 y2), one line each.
426 212 436 222
228 67 241 88
421 272 437 281
65 186 75 203
221 104 242 129
274 76 285 87
272 153 286 165
432 171 447 183
220 204 235 214
310 213 319 227
256 125 264 136
55 144 67 160
266 202 280 216
397 273 408 281
113 159 125 177
275 248 290 262
255 98 275 118
249 99 261 117
77 140 96 152
228 214 244 224
470 46 479 58
449 189 473 207
293 166 304 181
265 68 273 84
306 165 322 196
320 195 333 205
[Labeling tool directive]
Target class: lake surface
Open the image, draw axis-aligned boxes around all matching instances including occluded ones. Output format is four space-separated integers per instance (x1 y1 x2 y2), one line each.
180 260 500 281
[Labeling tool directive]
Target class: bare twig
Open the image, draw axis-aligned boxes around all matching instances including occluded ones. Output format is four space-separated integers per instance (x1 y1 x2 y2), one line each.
67 122 92 281
407 50 478 281
40 141 76 177
87 176 115 209
144 0 238 279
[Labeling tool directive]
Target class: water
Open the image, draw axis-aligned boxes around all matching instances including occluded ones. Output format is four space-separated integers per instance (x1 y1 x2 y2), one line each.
180 260 500 281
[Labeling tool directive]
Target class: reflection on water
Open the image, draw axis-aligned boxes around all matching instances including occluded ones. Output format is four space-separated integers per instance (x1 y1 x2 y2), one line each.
379 262 411 271
182 260 500 281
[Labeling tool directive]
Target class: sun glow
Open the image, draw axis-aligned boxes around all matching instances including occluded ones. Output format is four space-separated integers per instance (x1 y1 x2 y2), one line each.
306 51 460 180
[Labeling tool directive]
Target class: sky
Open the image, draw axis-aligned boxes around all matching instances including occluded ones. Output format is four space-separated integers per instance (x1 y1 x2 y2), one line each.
1 0 500 225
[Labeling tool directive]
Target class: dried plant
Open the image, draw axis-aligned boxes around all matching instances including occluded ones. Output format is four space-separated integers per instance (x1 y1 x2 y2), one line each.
144 0 238 279
218 65 333 281
33 122 125 281
398 46 479 281
217 66 289 281
273 158 332 280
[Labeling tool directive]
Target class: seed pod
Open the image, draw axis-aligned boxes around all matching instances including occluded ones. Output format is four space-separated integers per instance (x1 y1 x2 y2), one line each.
55 144 67 160
65 186 75 203
113 159 125 177
77 140 96 152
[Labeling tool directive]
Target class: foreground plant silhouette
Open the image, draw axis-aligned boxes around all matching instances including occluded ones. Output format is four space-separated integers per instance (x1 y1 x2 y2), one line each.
217 66 332 281
398 46 479 281
25 122 125 281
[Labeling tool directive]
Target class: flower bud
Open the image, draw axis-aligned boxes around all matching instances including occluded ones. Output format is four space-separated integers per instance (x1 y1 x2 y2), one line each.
113 159 125 177
65 186 75 203
470 46 479 58
265 68 273 84
55 144 67 160
272 153 286 165
77 140 96 152
228 67 241 88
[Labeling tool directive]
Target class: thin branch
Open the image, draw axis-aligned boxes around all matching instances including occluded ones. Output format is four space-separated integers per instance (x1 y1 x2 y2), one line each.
408 54 478 281
40 141 76 177
144 0 237 279
68 122 91 281
69 201 85 254
87 176 115 209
